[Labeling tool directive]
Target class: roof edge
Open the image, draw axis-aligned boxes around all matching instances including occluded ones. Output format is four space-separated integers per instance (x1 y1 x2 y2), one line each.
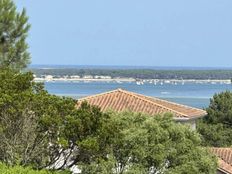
78 89 121 101
174 113 206 121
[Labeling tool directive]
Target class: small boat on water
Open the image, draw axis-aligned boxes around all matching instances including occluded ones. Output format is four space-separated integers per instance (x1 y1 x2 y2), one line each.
136 81 144 85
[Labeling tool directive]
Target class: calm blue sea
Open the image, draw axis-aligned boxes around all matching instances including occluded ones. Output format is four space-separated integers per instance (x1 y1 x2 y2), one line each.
44 81 232 109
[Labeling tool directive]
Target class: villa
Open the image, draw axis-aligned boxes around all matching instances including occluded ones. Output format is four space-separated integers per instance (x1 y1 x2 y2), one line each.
76 88 232 173
77 88 207 130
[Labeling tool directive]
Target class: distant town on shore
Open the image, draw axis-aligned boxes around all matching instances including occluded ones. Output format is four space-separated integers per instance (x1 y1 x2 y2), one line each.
30 65 232 84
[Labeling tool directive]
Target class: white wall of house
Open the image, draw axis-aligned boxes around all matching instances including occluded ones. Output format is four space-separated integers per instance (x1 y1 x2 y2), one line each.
176 119 196 130
185 119 196 130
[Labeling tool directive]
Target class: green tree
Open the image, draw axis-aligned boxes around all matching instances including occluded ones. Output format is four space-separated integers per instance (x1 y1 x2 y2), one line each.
197 91 232 147
0 0 30 70
0 69 115 170
0 162 70 174
0 69 73 168
48 101 116 170
80 112 218 174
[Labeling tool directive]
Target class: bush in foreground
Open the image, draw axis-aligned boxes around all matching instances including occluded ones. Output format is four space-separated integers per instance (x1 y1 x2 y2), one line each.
0 69 114 170
80 112 218 174
0 163 70 174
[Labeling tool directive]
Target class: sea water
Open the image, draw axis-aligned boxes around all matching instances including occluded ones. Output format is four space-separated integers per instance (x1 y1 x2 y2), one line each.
44 81 232 109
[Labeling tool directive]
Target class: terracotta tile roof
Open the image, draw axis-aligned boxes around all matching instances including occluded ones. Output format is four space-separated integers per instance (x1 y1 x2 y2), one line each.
77 88 206 119
211 148 232 174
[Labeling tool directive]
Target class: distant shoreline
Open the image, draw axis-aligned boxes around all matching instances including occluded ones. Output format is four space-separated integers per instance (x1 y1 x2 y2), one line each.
31 68 232 81
34 77 232 84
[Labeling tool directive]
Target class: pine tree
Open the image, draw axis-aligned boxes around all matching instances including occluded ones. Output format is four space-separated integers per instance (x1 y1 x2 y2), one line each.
0 0 30 71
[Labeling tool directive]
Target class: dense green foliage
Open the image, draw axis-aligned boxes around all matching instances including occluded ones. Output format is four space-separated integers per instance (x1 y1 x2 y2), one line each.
54 101 115 169
0 69 74 167
0 69 218 173
80 112 217 174
0 0 30 71
31 68 232 80
197 91 232 147
0 163 70 174
0 69 114 170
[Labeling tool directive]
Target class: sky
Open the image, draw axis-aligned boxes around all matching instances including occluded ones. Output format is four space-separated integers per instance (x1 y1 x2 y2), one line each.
16 0 232 67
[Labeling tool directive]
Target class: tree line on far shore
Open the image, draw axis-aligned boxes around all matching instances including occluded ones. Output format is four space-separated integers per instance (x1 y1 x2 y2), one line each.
31 68 232 80
0 0 231 173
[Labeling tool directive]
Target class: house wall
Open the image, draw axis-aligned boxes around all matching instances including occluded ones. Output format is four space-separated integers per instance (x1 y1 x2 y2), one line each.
176 119 196 130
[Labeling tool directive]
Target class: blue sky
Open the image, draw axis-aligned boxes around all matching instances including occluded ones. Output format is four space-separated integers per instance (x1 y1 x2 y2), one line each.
16 0 232 67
